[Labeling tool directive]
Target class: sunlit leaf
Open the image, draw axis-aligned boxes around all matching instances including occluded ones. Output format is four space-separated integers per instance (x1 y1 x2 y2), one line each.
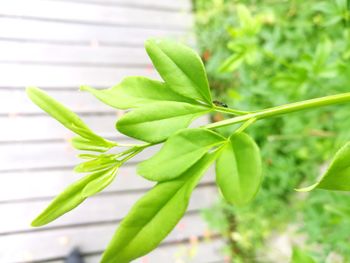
145 39 212 105
74 155 118 173
291 247 316 263
216 132 262 206
101 152 218 263
31 171 106 227
82 167 119 198
116 101 211 143
27 87 116 151
297 142 350 192
138 128 226 181
81 77 195 110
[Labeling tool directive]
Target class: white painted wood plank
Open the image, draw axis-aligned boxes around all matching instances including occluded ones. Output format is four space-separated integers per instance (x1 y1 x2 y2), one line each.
0 0 192 29
0 142 161 171
0 114 121 142
0 64 159 88
0 213 212 262
0 186 217 234
84 239 224 263
0 17 190 45
0 89 117 115
0 167 148 201
0 41 149 65
0 167 215 202
52 0 192 11
0 113 209 142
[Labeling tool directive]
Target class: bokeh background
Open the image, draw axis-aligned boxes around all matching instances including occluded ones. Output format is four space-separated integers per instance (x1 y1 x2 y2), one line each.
1 0 350 262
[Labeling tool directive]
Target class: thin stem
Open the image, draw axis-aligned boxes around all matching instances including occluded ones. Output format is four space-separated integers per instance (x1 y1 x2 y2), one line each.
234 118 257 134
121 148 143 163
214 105 250 115
204 92 350 129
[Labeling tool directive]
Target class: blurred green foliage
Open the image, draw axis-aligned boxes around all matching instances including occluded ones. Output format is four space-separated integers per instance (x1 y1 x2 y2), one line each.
193 0 350 261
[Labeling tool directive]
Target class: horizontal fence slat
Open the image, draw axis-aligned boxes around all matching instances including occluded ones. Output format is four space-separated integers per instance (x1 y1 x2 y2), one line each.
0 114 121 142
50 0 192 12
0 0 192 30
0 213 214 262
0 41 149 65
0 142 161 171
0 113 208 142
0 185 217 234
83 239 224 263
0 89 117 115
0 63 159 87
0 167 215 202
0 17 190 46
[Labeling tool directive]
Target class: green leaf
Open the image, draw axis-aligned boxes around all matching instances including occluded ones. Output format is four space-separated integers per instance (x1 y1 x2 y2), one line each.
81 77 195 109
116 101 211 143
82 167 118 198
27 87 97 140
219 53 245 72
27 87 116 151
101 152 218 263
74 155 118 173
291 247 316 263
145 39 212 105
138 128 225 181
297 142 350 192
71 136 116 153
31 171 105 227
216 132 262 206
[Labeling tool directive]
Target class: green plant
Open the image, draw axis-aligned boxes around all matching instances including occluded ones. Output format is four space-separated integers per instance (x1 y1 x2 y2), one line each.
27 39 350 262
194 0 350 260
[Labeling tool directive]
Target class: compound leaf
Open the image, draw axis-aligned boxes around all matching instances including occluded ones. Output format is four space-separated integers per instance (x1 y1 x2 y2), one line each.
81 77 195 110
216 132 262 206
297 142 350 192
145 39 212 105
101 152 218 263
116 102 211 143
138 128 225 181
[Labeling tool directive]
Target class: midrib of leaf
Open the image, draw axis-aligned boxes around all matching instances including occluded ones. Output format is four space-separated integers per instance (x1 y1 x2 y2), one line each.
157 142 223 165
157 47 210 104
125 107 212 125
118 179 190 256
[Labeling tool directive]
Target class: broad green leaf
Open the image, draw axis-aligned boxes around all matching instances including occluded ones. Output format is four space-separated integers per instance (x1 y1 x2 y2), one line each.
116 101 211 143
216 132 262 206
82 167 118 198
81 77 195 109
291 247 316 263
138 128 225 181
145 39 212 105
31 171 105 227
101 152 218 263
297 142 350 192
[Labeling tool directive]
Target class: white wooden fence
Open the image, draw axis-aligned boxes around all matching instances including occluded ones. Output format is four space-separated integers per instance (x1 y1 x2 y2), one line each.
0 0 223 262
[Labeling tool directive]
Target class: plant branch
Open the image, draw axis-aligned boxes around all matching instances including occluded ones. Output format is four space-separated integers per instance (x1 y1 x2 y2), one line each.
214 105 250 115
204 92 350 129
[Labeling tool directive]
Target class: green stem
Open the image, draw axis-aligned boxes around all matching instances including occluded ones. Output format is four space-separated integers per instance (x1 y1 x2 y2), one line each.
234 118 257 134
214 105 250 115
205 92 350 129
